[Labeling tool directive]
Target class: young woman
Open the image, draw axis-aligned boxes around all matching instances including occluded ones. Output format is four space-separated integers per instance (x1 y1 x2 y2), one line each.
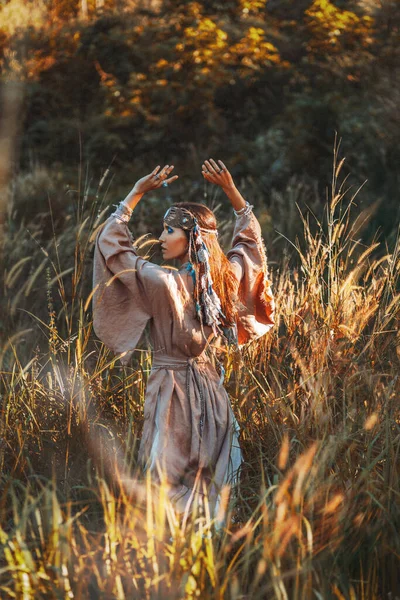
92 159 274 515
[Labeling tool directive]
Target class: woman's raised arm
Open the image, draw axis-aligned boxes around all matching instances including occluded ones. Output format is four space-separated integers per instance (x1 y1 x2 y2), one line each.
201 158 274 344
92 165 179 360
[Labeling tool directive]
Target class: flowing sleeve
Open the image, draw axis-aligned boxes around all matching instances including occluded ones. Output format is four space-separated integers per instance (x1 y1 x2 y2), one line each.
227 209 275 345
92 213 170 364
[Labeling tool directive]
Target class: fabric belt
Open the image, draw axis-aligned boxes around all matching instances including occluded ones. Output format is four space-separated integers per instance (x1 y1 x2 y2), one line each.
151 353 209 370
151 353 210 439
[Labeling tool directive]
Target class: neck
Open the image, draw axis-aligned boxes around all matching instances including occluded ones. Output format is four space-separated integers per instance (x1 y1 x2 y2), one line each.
178 253 189 265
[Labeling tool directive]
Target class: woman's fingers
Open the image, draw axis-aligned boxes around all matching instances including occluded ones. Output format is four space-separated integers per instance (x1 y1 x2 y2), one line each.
160 164 175 178
202 158 234 190
156 173 178 187
202 162 216 178
163 175 179 185
206 158 227 177
158 164 169 179
133 165 177 194
152 166 162 181
205 159 219 175
210 158 223 173
202 171 214 184
153 164 175 183
202 158 229 186
218 160 227 172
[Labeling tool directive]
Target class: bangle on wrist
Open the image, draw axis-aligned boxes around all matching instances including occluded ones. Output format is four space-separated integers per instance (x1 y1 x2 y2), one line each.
233 201 253 217
111 201 133 223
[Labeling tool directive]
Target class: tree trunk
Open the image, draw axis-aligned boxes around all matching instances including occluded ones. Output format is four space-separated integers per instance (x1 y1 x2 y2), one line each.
81 0 88 18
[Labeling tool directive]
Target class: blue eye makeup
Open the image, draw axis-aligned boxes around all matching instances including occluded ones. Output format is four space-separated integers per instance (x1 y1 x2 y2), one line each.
167 226 174 234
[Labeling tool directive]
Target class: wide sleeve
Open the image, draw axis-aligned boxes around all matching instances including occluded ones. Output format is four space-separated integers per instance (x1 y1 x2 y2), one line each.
227 210 275 345
92 214 170 364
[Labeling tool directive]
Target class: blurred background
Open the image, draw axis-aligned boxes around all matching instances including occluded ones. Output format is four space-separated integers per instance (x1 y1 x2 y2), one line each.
1 0 399 228
1 0 399 343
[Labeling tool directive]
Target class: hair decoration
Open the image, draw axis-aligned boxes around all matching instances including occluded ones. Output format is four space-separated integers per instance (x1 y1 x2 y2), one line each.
164 206 218 236
164 206 196 230
163 205 224 334
187 217 226 336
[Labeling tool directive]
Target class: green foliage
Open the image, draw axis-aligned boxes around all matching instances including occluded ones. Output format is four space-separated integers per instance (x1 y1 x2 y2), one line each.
0 0 398 242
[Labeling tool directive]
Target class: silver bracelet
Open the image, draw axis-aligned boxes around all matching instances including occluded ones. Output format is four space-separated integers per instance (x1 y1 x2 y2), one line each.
111 201 133 223
233 201 253 217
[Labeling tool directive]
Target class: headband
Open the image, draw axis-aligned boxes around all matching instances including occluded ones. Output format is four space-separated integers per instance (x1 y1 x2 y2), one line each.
163 206 218 236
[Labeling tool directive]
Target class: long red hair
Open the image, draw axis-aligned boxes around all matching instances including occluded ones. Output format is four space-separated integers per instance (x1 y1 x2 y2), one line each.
173 202 239 326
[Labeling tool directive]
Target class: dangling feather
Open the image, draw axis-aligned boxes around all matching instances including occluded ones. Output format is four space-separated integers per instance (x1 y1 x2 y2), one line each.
185 217 226 336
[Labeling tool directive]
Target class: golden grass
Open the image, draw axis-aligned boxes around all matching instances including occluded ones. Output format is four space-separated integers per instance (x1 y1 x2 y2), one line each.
0 148 399 598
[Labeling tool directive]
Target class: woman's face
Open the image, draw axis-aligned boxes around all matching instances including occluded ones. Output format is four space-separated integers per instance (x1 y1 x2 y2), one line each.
159 223 189 262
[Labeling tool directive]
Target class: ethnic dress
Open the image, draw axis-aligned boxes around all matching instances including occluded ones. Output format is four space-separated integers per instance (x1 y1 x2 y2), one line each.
92 205 274 513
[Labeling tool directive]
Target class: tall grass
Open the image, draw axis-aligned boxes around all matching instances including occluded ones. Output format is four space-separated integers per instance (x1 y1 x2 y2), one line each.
1 147 399 598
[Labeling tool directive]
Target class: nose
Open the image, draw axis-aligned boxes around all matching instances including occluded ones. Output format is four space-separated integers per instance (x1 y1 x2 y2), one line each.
159 230 166 242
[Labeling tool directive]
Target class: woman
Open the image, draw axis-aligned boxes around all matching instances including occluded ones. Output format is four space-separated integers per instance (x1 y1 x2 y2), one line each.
92 159 274 515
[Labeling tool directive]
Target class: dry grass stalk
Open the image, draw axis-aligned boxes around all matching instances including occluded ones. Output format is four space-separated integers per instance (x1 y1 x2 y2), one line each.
0 146 399 598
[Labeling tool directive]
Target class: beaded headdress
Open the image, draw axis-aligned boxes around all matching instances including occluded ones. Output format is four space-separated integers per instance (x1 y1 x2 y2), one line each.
163 206 224 335
163 206 218 236
163 206 196 230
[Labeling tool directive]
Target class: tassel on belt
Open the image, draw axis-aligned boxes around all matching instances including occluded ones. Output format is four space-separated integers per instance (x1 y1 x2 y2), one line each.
151 354 210 438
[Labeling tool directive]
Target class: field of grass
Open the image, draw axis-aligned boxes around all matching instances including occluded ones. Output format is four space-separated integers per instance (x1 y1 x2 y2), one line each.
1 151 399 599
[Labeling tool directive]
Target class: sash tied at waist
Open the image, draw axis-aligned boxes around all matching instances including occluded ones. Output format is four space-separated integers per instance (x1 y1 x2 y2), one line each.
151 353 210 370
151 353 211 439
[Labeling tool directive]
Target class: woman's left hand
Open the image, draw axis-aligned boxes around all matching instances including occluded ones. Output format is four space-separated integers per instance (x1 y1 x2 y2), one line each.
132 165 178 196
202 159 235 191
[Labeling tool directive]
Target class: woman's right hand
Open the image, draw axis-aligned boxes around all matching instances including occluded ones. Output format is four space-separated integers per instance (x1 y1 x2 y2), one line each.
131 165 178 195
201 159 235 191
202 159 248 213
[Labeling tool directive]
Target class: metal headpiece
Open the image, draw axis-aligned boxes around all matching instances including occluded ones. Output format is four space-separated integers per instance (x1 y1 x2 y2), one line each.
163 206 196 230
163 206 218 236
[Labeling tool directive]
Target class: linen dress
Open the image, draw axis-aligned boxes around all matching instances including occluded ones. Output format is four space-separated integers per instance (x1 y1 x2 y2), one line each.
92 206 274 513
